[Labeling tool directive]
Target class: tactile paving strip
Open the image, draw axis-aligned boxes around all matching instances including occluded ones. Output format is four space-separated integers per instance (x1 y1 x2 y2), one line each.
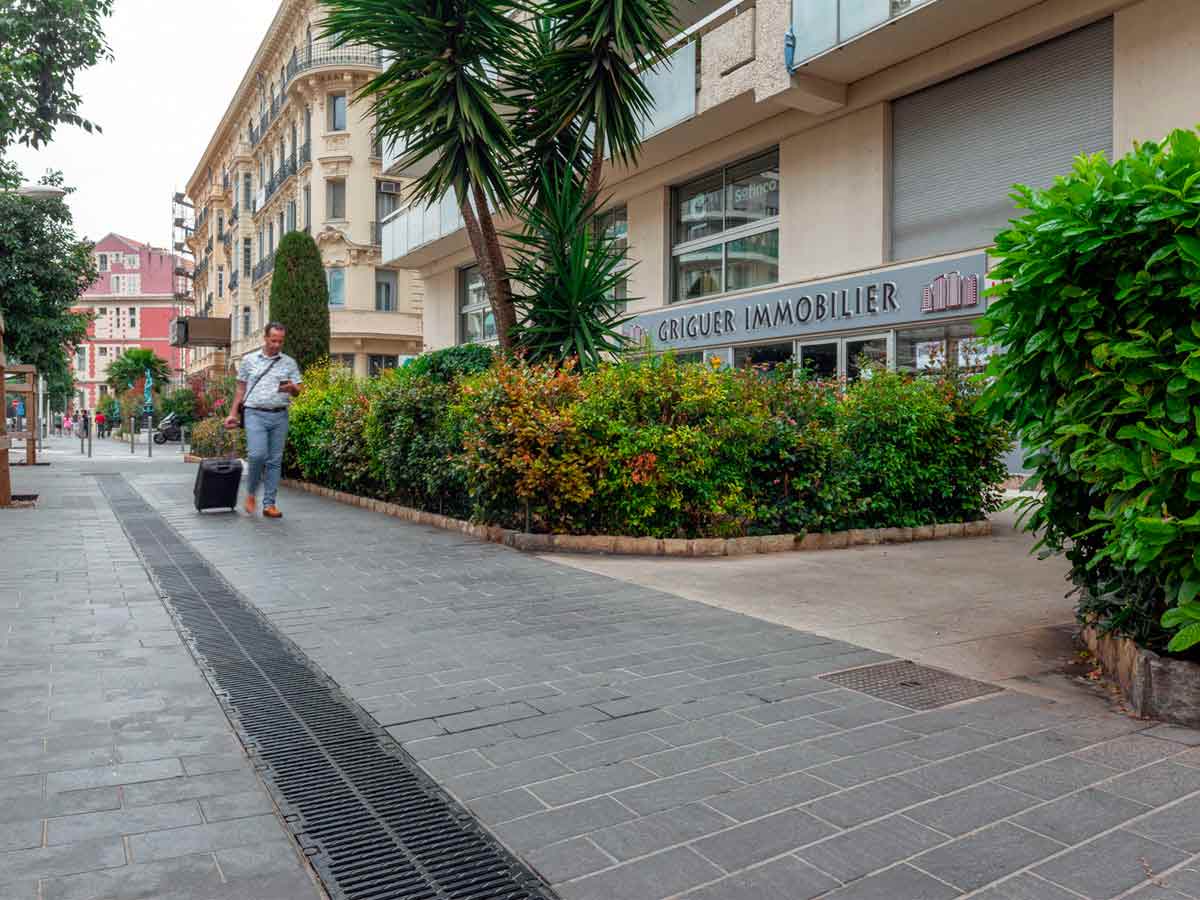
819 659 1002 710
98 474 553 900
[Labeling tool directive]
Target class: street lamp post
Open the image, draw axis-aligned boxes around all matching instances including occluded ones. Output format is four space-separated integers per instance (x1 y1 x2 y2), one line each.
0 183 67 507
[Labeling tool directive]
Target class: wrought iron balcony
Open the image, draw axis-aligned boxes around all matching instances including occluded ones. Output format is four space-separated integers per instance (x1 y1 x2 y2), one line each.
230 202 239 224
229 269 239 292
252 251 276 285
295 41 381 76
298 141 311 168
195 206 209 233
205 236 213 254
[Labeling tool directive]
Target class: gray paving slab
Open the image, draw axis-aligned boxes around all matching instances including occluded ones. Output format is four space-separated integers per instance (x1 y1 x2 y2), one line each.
0 457 320 898
20 452 1196 899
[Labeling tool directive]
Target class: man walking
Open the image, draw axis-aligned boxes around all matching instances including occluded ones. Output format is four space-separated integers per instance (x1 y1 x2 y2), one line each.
224 322 303 519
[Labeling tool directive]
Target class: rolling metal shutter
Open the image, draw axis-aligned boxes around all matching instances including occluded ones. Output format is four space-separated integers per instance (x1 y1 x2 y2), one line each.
891 19 1113 262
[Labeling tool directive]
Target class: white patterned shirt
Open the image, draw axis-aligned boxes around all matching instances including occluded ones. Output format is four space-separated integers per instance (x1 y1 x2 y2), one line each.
237 349 302 410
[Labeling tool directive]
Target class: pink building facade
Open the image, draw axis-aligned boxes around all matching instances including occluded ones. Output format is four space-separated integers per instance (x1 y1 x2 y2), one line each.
71 234 192 412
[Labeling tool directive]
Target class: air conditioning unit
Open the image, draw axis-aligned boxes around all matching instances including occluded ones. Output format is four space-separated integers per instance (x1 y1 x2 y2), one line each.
379 181 400 194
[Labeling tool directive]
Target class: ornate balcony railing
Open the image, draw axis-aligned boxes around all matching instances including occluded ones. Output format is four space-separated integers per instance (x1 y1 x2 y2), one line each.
252 251 276 284
229 269 239 292
195 206 209 233
298 141 311 168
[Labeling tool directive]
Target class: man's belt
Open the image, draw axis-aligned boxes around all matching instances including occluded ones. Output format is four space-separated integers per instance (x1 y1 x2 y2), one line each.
245 406 288 412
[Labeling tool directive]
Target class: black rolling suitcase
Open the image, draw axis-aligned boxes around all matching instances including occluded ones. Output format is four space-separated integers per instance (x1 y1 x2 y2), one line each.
194 457 243 512
193 458 242 513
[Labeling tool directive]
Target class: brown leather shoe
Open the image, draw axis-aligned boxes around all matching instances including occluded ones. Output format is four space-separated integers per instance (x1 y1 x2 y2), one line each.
244 494 256 515
263 506 282 519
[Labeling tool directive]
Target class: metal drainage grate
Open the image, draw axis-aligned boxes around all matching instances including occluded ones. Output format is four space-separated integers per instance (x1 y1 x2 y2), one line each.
97 475 553 900
819 660 1002 710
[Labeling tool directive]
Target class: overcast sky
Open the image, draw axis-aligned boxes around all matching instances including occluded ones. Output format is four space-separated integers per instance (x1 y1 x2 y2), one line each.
8 0 280 249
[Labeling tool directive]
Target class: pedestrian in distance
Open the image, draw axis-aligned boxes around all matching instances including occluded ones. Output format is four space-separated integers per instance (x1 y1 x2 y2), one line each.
94 410 106 438
224 322 303 519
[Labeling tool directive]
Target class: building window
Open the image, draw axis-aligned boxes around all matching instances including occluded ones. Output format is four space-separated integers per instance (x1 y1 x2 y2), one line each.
97 252 109 271
128 306 136 323
99 384 108 396
304 186 311 228
327 267 345 306
98 346 108 357
458 265 495 344
217 266 224 298
671 149 780 303
594 205 629 311
243 238 252 276
327 179 346 220
243 174 252 208
328 92 347 131
331 353 356 371
368 354 399 377
242 306 251 337
217 212 224 235
304 106 312 144
97 307 106 315
110 274 121 293
895 322 994 374
268 222 274 255
124 253 139 269
76 346 86 372
286 200 297 233
375 269 397 311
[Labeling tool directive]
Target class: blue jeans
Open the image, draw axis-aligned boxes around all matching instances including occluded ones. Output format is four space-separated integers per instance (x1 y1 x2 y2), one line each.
244 408 289 507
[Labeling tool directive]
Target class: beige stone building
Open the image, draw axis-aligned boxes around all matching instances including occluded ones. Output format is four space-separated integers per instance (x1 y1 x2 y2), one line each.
184 0 421 380
380 0 1199 385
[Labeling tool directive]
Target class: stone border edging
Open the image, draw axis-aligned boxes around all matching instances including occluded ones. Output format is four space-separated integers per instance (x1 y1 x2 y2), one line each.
1082 625 1200 726
272 475 991 557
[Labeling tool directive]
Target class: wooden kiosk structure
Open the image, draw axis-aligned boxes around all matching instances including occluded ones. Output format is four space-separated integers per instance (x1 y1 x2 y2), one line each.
4 363 39 466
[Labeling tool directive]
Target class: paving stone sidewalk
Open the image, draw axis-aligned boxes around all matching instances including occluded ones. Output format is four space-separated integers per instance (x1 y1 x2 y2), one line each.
120 469 1200 900
1 459 323 900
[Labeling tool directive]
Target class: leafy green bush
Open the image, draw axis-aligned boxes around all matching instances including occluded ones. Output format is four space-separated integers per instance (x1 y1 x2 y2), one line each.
279 347 1005 540
840 367 1007 527
365 368 471 516
980 129 1200 652
160 388 197 426
285 363 360 484
403 344 495 383
190 416 245 458
574 355 770 538
455 357 594 531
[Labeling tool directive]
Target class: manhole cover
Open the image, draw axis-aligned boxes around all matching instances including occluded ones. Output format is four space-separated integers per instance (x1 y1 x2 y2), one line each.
819 660 1002 710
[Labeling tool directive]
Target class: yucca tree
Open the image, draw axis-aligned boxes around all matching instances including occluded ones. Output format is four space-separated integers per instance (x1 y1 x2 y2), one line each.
534 0 678 199
322 0 681 350
510 170 632 368
322 0 524 347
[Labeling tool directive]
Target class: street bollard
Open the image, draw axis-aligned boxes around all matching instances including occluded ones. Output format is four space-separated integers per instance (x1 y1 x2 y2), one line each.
87 415 92 458
147 414 152 459
129 417 135 454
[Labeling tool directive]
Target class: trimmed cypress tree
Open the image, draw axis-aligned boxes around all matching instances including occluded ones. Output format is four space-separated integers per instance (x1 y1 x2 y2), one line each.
267 231 331 372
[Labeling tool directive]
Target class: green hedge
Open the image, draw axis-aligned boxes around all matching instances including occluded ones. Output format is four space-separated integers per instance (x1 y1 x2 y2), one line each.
981 128 1200 653
281 346 1005 539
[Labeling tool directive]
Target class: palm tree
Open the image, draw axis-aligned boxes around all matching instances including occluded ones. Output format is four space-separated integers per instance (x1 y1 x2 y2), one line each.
321 0 680 349
322 0 524 347
106 347 169 394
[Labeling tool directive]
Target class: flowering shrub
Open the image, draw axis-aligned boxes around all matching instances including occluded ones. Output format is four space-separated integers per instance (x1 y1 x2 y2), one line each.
263 350 1004 539
190 416 245 458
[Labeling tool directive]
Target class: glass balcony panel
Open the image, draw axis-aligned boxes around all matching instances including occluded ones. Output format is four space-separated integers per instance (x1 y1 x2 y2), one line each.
638 42 697 140
422 202 440 241
792 0 839 63
407 204 424 249
840 0 892 40
438 192 461 239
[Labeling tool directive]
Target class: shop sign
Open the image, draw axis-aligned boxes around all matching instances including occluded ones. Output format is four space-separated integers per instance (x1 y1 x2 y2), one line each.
623 252 989 351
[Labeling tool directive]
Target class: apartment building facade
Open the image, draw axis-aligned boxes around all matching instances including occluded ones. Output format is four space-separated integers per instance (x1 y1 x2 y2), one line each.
71 234 192 412
184 0 421 381
380 0 1198 379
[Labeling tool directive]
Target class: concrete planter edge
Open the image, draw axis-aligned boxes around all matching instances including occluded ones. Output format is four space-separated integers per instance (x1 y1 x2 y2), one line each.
1082 624 1200 726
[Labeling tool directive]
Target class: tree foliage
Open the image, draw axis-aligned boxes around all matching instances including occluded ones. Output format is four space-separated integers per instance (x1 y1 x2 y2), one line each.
267 230 331 372
0 0 114 152
0 170 92 388
321 0 679 352
106 347 169 393
509 172 631 368
980 129 1200 652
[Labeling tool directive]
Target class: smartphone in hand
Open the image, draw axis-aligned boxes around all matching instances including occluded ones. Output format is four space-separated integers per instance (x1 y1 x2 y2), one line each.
277 379 293 393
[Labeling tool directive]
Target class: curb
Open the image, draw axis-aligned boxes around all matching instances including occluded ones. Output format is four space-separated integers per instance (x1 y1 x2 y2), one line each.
278 477 993 558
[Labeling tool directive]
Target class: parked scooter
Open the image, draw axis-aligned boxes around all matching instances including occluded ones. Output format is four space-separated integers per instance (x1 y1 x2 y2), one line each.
153 412 183 444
